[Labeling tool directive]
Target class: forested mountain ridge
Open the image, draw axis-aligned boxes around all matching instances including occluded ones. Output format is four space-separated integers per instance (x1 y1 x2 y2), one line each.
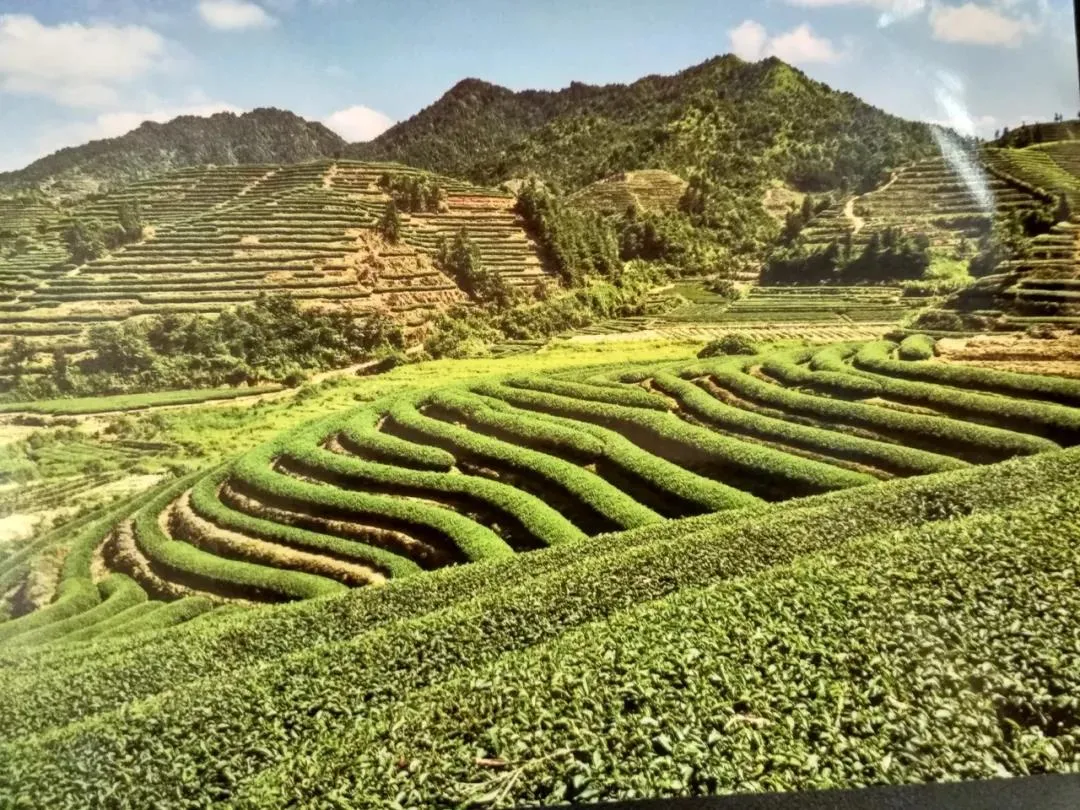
353 55 938 195
0 109 348 198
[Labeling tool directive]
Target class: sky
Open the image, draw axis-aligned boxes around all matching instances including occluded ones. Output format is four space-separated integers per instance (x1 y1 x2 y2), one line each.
0 0 1077 172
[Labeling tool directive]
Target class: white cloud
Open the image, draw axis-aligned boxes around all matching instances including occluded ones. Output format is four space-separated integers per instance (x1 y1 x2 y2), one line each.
324 105 395 141
0 14 167 109
729 20 846 64
768 24 845 63
729 21 769 61
197 0 277 30
325 65 352 79
786 0 927 25
929 3 1038 46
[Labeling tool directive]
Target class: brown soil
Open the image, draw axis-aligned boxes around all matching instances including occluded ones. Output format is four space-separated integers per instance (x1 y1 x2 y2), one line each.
172 491 384 587
936 333 1080 378
104 518 235 605
221 479 451 568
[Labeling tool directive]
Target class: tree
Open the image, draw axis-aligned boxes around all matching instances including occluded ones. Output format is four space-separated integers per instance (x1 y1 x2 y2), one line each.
6 337 35 380
52 347 72 392
62 219 105 264
118 202 143 241
377 200 402 243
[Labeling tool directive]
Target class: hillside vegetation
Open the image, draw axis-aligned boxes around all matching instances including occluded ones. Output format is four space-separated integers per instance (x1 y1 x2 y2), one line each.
355 56 935 196
0 159 559 396
1 338 1079 805
0 108 347 198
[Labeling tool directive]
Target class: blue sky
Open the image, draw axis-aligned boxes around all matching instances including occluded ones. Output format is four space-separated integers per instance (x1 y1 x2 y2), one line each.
0 0 1077 171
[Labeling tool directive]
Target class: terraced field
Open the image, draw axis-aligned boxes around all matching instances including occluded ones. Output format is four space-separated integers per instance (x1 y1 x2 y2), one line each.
568 169 689 215
0 160 547 359
575 284 921 343
1 336 1078 806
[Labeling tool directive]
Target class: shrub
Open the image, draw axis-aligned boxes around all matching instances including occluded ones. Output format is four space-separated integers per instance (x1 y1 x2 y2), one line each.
898 334 936 361
697 333 760 358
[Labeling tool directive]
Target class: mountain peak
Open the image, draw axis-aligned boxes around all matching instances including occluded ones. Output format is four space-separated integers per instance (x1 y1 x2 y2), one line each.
0 108 346 197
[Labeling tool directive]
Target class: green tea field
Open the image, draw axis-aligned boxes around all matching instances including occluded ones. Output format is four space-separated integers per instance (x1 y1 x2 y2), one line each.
1 336 1078 806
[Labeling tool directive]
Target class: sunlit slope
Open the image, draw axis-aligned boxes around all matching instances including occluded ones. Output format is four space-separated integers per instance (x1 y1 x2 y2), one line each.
0 160 547 357
800 154 1050 255
0 401 1077 806
568 170 689 215
3 338 1078 626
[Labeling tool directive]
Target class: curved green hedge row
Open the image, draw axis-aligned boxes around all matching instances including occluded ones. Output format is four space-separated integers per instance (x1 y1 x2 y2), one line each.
504 374 671 411
338 408 455 471
847 342 1080 442
445 387 746 515
251 485 1080 806
52 600 162 646
480 379 871 501
762 350 1061 456
395 394 662 532
4 447 1078 806
647 369 966 477
133 470 347 602
858 339 1080 408
282 411 587 549
233 420 515 562
191 466 421 580
0 444 1075 748
5 575 146 650
897 333 936 361
0 483 170 646
0 486 160 595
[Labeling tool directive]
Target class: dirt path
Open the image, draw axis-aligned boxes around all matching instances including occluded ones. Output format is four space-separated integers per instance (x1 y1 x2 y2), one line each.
843 197 865 235
844 169 901 235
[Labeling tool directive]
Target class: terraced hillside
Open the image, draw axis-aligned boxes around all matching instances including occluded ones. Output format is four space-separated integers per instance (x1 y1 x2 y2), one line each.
800 153 1047 255
0 160 546 358
1 337 1079 806
573 284 923 345
568 170 689 215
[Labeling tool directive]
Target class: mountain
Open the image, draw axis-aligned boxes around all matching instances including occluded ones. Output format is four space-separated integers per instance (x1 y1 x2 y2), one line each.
0 108 347 198
352 55 937 195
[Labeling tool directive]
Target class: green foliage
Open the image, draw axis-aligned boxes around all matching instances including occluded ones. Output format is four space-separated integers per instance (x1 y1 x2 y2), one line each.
355 57 934 201
697 334 759 358
758 349 1055 462
2 108 347 196
376 199 402 243
61 218 106 264
133 468 347 601
515 179 620 285
436 229 516 308
2 445 1078 805
490 376 872 501
859 339 1080 408
190 466 422 579
969 212 1027 278
897 334 937 361
764 226 931 285
4 293 403 401
378 172 444 213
